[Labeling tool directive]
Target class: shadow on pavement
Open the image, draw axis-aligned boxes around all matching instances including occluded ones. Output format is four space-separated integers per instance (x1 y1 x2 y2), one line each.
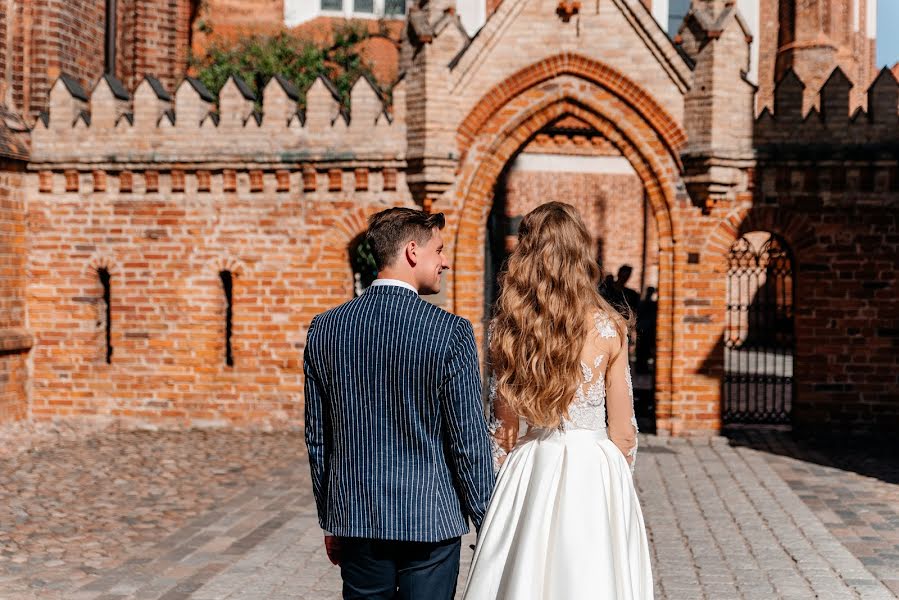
724 425 899 486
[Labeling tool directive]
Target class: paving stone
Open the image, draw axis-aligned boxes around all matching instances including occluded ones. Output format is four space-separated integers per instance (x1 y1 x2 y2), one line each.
1 429 897 599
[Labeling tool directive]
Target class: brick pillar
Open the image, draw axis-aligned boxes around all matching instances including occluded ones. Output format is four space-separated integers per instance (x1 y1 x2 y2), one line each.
681 2 755 207
0 104 32 423
117 0 196 92
404 0 467 207
7 0 105 120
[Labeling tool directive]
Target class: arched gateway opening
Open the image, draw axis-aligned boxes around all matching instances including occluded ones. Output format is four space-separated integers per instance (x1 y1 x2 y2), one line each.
448 55 686 434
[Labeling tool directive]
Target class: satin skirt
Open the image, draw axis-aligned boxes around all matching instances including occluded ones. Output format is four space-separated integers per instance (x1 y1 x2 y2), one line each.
462 428 653 600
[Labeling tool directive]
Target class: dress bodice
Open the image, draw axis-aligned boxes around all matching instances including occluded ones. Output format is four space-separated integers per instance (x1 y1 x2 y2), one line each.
488 309 639 472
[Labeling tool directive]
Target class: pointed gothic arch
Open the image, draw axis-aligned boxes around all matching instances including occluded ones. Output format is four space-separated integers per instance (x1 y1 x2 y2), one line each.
447 56 687 432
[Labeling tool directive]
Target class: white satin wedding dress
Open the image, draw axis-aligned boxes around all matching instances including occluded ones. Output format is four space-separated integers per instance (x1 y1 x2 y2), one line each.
462 311 653 599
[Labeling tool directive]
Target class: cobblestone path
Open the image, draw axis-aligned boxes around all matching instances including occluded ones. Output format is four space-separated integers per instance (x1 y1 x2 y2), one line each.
0 424 895 599
726 428 899 598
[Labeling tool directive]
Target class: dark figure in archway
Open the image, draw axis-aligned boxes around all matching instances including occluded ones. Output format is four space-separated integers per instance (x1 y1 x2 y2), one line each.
635 286 657 374
598 274 615 301
599 274 615 297
601 265 640 319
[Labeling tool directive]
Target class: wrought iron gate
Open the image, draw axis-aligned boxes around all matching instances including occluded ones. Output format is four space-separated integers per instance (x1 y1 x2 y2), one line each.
723 234 795 424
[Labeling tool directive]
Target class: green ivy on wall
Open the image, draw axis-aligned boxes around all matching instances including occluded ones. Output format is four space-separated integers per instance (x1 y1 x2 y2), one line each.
190 24 382 109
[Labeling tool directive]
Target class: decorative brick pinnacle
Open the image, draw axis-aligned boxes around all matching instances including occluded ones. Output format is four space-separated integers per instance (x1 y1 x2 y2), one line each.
556 0 581 23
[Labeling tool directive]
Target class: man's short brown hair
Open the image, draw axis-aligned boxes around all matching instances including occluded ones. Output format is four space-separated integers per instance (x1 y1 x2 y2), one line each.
366 208 446 270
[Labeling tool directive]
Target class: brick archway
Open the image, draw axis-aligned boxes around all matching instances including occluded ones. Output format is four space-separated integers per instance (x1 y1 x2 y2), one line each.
448 65 686 428
704 207 816 260
456 53 688 166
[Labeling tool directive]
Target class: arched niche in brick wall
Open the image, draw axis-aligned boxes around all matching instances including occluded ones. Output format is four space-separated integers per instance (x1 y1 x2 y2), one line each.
448 58 686 431
701 206 817 428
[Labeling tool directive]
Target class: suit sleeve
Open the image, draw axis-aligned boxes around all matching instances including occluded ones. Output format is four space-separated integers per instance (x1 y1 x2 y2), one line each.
439 319 495 531
303 316 329 527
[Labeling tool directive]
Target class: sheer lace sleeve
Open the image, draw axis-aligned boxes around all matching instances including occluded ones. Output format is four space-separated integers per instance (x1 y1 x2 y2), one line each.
605 331 638 471
487 376 519 474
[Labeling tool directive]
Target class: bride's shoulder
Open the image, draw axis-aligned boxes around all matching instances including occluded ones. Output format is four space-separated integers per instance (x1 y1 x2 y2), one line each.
591 309 621 339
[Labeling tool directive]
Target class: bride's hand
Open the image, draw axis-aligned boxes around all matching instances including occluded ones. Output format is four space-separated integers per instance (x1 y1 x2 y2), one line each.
495 427 517 454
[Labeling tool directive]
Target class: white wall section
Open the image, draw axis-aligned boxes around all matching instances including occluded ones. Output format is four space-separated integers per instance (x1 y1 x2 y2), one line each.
457 0 487 35
510 153 637 175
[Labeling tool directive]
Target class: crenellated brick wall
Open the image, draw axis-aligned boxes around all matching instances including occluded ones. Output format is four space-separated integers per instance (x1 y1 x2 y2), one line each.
753 66 899 435
25 70 410 426
31 72 405 165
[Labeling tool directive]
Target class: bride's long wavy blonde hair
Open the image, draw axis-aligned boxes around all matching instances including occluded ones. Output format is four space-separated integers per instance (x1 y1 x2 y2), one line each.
489 202 628 428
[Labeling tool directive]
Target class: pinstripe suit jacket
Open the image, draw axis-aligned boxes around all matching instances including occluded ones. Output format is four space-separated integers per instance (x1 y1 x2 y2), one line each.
303 284 494 542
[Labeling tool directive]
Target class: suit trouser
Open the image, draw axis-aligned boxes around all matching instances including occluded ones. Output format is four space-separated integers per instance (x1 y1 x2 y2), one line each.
338 536 461 600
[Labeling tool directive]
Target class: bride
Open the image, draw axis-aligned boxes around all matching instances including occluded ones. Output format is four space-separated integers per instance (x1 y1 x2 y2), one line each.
463 202 653 599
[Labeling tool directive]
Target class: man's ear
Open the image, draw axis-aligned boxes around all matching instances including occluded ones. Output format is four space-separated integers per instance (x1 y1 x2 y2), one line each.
405 240 418 267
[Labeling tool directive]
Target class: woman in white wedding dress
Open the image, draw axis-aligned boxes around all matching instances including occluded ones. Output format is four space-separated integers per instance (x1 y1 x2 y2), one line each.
463 202 653 600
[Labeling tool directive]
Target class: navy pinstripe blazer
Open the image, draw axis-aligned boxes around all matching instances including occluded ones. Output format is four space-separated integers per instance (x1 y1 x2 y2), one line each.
303 284 494 542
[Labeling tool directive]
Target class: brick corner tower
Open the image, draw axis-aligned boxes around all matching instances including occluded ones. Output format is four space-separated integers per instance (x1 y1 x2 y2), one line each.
766 0 877 113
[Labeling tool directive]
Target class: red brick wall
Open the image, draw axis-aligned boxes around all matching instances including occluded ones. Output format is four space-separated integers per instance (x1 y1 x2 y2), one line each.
502 169 656 291
0 161 30 423
25 168 406 426
754 166 898 435
756 0 779 113
191 0 285 56
116 0 196 92
0 3 7 89
9 0 106 119
0 0 195 119
793 208 898 434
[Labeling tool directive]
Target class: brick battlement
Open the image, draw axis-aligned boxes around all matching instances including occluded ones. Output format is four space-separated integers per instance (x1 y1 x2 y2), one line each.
755 67 899 152
31 72 405 166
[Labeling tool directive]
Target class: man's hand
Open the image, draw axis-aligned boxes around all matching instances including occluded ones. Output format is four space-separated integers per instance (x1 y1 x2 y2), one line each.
324 535 341 566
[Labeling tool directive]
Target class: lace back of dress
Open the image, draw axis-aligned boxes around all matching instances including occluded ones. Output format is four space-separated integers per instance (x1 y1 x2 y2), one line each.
562 312 619 431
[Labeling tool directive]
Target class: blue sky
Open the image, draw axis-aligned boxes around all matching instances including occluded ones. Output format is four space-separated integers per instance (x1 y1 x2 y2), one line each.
879 2 899 67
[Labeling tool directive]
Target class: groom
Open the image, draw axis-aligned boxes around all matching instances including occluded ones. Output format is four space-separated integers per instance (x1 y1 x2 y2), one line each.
304 207 494 599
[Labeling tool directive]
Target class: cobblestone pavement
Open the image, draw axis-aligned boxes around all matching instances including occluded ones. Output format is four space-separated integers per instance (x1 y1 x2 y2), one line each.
0 424 308 599
0 424 896 600
726 428 899 598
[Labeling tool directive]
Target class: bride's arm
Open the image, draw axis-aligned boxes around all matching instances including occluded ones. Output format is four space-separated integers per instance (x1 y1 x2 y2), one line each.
605 334 638 469
487 377 519 470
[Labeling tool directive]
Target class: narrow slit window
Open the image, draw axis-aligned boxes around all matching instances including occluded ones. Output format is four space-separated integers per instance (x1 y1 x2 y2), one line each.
98 268 113 363
220 270 234 367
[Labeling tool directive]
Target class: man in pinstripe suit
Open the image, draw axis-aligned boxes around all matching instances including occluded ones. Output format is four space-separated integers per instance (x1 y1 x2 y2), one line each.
304 207 495 599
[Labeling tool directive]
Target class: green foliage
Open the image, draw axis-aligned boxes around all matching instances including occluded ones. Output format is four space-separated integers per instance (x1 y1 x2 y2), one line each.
190 24 380 108
351 238 379 289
